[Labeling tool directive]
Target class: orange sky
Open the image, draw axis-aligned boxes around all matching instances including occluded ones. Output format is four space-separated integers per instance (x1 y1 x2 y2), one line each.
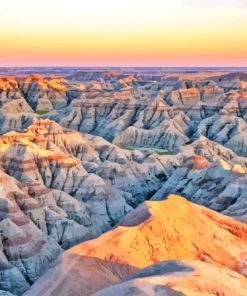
0 0 247 66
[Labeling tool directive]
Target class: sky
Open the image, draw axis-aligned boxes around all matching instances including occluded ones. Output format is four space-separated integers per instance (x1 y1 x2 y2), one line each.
0 0 247 67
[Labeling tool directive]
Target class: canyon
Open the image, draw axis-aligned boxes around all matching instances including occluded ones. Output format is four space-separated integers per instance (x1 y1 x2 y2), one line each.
0 69 247 295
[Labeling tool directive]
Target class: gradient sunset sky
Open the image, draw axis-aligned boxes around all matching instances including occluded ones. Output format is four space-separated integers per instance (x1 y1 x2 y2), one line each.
1 0 247 67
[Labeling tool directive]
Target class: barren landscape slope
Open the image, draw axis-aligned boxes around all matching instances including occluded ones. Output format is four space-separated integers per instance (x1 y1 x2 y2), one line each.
24 195 247 296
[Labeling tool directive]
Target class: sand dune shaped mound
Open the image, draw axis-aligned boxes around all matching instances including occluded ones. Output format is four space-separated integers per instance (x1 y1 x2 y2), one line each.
25 195 247 296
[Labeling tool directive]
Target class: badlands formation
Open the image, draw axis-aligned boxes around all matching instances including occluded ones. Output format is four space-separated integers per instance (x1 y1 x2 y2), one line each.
25 195 247 296
0 69 247 295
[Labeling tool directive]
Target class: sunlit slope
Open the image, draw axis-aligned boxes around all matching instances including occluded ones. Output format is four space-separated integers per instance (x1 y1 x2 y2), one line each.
70 194 247 273
25 194 247 296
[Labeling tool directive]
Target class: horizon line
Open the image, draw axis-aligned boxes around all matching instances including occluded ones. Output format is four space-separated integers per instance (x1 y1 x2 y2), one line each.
1 66 247 69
